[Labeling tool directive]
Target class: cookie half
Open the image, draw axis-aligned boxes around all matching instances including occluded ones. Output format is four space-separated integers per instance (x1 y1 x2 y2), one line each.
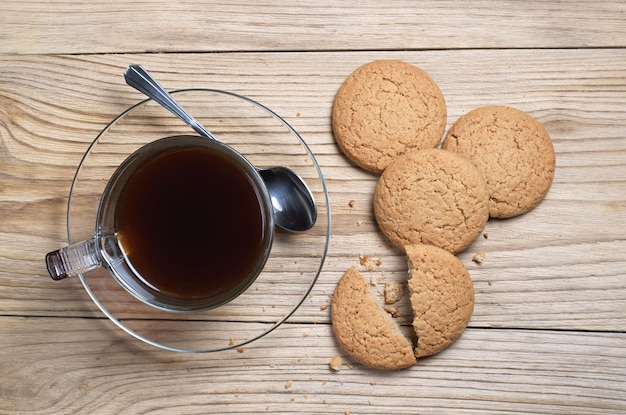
405 244 474 358
331 267 417 370
443 105 555 218
332 60 447 173
374 148 489 254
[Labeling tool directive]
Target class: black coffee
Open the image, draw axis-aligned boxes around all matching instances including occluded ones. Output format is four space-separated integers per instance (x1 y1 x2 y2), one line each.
115 144 268 300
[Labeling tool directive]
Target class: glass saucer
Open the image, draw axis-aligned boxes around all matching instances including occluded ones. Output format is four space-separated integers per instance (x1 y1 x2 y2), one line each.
67 88 330 353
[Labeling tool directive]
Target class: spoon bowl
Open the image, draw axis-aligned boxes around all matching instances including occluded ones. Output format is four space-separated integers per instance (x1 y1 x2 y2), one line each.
124 65 317 233
259 166 317 233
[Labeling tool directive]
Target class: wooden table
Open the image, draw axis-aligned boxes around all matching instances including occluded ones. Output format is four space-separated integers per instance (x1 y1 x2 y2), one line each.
1 1 625 413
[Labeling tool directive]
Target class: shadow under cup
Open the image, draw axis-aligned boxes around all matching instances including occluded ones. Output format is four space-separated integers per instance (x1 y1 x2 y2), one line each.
97 135 275 312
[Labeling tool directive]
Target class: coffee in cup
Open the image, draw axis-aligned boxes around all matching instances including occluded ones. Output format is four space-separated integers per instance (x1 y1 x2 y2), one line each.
46 135 275 312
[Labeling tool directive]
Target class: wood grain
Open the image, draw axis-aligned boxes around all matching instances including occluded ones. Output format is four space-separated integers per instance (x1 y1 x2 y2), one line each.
1 1 626 413
1 50 625 329
1 317 625 414
1 1 626 54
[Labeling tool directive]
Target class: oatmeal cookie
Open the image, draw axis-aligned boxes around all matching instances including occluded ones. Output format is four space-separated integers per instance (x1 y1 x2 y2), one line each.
332 60 447 173
374 148 489 254
443 105 555 218
331 267 416 370
405 244 474 357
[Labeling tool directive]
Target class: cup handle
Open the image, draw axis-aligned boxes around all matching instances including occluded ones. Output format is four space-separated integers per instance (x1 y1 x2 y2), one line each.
46 239 101 280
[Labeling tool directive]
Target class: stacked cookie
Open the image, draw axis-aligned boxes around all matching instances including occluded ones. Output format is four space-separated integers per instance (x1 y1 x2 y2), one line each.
330 60 555 370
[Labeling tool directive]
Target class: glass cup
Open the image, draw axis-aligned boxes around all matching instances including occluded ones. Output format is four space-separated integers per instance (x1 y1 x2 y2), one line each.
46 135 275 312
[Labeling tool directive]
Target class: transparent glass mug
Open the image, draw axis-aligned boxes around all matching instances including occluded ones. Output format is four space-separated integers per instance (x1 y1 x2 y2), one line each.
46 135 275 312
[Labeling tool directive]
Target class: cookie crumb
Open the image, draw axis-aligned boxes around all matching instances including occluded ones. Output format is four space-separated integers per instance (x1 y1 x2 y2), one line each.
370 380 377 386
488 280 493 286
483 232 489 239
285 380 293 389
320 304 328 311
329 355 342 371
237 347 244 353
349 199 356 207
383 304 399 317
359 254 382 271
229 338 235 346
472 252 486 264
357 220 363 226
384 281 404 304
369 274 380 285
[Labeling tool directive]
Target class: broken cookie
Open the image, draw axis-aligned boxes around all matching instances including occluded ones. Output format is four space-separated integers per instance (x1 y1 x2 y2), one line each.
331 268 416 370
405 244 474 358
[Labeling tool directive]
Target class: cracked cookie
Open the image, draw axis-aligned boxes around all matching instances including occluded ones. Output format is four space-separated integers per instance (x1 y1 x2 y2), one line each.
405 244 474 358
331 267 417 370
331 60 447 173
442 105 555 218
373 148 489 254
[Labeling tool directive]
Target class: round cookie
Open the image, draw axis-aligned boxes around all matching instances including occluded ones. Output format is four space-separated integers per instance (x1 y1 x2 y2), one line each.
373 148 489 254
442 105 555 218
332 60 447 173
331 267 417 370
405 244 474 358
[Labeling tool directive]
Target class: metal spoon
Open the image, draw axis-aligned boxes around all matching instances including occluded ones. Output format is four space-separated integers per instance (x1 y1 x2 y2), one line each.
123 65 316 233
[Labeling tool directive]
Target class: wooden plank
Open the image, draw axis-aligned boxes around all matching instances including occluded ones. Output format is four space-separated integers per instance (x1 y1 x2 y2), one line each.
2 2 625 414
0 316 624 414
1 49 625 332
1 1 626 55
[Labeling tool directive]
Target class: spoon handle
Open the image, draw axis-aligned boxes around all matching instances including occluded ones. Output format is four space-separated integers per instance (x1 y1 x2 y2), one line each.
124 65 216 140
